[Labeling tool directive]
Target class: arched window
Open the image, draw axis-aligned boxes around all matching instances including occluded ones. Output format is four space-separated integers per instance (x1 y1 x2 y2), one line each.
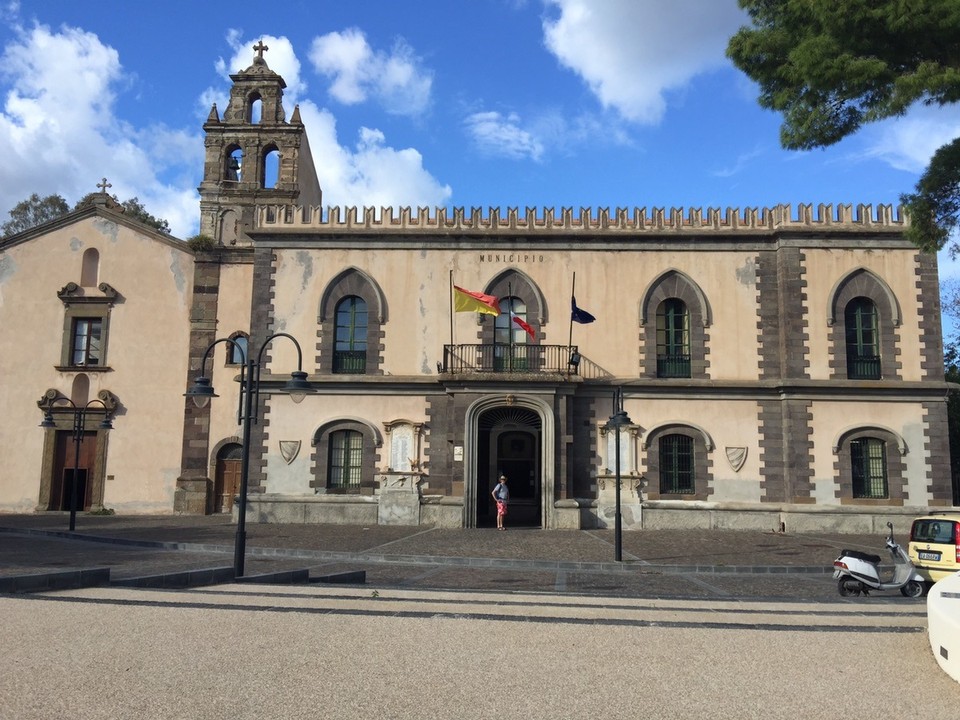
643 425 713 501
248 93 263 123
311 419 382 494
329 429 363 489
80 248 99 287
334 297 368 374
227 334 248 366
659 434 694 494
656 298 690 378
828 269 900 381
850 437 888 498
262 146 280 189
641 271 710 379
223 146 243 182
845 297 880 379
318 269 386 375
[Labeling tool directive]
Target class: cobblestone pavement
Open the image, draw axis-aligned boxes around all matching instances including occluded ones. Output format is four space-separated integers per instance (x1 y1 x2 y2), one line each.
0 512 911 600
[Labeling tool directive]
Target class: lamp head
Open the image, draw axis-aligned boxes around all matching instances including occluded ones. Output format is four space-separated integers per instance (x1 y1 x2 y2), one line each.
39 412 56 429
185 376 218 408
606 409 632 430
284 370 311 404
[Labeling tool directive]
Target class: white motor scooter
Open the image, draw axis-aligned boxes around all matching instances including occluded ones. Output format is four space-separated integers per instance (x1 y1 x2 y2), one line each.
832 522 927 598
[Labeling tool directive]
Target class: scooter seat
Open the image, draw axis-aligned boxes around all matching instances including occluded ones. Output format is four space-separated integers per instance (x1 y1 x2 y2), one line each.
840 549 882 564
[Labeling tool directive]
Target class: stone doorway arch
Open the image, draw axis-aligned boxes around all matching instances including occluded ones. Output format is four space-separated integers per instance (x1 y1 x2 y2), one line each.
464 395 555 528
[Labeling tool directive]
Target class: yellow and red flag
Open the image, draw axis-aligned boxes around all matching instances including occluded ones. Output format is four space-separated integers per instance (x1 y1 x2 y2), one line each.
453 286 500 316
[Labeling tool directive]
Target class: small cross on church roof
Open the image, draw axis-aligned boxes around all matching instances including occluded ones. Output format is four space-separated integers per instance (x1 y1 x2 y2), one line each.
97 177 112 194
253 40 268 62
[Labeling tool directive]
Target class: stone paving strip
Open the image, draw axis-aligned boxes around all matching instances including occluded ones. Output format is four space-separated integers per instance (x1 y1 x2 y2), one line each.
33 584 929 634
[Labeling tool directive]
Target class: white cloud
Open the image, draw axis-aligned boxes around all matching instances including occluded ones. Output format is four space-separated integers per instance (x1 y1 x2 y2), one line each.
465 111 545 161
296 102 451 209
308 28 432 116
861 105 960 174
0 24 201 237
542 0 745 124
213 31 306 105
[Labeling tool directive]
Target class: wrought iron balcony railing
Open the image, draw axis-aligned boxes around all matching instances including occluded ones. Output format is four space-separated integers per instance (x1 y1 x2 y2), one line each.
656 353 691 378
847 355 881 380
333 350 367 374
443 344 583 375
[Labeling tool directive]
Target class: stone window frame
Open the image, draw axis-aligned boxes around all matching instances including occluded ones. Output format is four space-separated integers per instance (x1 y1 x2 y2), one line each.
56 282 120 372
827 268 901 380
310 419 383 495
642 423 714 501
317 268 387 375
833 426 907 505
640 270 711 379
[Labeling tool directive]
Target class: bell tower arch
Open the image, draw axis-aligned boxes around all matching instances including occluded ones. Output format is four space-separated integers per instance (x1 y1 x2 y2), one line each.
198 42 322 245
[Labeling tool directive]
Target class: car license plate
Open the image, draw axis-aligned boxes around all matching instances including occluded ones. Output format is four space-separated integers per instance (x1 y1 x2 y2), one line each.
918 551 941 561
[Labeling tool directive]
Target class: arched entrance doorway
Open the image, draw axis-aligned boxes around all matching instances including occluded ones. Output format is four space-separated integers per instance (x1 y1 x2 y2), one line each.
475 407 542 527
214 443 243 513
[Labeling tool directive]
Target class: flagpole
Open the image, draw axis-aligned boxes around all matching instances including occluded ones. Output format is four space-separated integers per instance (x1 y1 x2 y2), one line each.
507 282 513 372
568 272 576 354
449 270 454 347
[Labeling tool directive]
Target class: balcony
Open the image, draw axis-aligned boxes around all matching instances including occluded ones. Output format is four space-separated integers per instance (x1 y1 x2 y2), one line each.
442 344 599 376
656 353 691 378
847 355 881 380
333 350 367 374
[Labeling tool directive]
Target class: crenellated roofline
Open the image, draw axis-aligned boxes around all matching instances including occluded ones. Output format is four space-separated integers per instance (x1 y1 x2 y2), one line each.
254 203 908 234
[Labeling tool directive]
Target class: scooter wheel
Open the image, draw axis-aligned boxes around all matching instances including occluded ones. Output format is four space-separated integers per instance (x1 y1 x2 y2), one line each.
900 580 925 598
838 578 862 597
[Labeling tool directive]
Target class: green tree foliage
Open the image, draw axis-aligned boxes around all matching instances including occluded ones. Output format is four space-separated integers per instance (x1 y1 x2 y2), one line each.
3 191 172 238
118 196 171 235
727 0 960 253
1 193 70 237
73 193 171 234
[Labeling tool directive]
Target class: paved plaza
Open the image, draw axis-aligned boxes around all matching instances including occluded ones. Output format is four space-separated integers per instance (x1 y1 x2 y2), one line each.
2 583 958 719
0 513 910 599
2 513 959 718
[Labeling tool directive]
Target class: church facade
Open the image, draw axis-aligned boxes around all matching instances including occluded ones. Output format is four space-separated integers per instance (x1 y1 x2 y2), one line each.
1 51 955 532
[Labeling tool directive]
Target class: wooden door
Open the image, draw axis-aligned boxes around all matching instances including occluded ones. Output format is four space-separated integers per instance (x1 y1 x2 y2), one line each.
214 458 242 513
52 431 97 511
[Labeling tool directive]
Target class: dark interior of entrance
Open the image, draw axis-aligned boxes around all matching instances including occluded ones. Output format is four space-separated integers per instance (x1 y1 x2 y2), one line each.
50 431 95 511
476 407 542 528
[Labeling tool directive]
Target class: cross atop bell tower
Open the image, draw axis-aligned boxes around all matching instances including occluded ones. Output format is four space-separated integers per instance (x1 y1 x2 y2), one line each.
197 43 322 245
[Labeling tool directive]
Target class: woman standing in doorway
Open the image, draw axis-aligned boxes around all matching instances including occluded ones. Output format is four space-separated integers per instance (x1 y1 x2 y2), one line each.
492 474 509 530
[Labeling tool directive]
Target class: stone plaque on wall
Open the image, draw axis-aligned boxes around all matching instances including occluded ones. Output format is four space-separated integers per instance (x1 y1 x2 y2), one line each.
389 424 414 472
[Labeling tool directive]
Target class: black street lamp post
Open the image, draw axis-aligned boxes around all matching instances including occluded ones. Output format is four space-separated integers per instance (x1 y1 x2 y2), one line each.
185 332 311 577
606 388 633 562
40 398 114 532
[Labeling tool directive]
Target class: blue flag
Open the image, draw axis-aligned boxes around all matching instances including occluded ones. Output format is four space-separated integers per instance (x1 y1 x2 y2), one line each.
571 296 595 324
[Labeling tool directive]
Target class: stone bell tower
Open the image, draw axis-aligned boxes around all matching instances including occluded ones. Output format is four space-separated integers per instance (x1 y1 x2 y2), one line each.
197 41 322 245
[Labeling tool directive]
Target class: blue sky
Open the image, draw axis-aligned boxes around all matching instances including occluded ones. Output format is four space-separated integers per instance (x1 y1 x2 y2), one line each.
3 0 960 312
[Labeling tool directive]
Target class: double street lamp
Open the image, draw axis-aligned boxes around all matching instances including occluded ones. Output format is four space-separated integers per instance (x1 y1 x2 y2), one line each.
605 388 633 562
185 332 311 577
40 397 114 532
